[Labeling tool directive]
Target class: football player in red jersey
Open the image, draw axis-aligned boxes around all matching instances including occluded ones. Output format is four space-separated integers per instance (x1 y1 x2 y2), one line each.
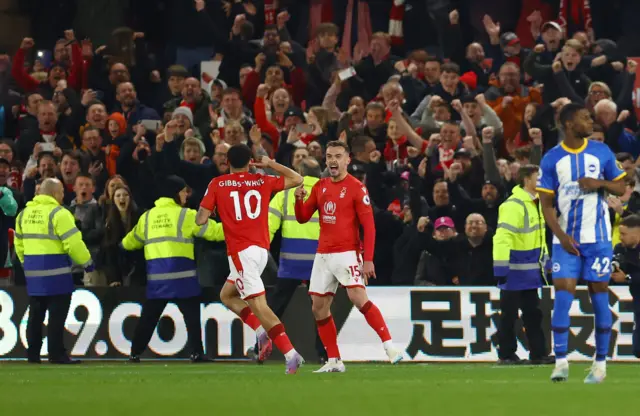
197 144 305 374
295 141 403 372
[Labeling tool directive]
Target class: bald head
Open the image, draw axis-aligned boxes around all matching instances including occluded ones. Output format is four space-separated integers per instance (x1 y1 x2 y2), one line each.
39 178 64 203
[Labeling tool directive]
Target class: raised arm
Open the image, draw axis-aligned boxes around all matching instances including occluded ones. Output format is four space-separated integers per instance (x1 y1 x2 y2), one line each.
257 156 303 189
388 99 428 151
12 39 40 92
294 182 319 224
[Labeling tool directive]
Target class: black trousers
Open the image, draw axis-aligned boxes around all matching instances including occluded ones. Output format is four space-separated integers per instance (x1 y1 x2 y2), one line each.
27 294 72 361
131 296 204 357
267 278 326 358
498 289 547 360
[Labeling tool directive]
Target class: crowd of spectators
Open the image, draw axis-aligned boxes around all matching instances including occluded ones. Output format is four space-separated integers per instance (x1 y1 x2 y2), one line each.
0 0 639 289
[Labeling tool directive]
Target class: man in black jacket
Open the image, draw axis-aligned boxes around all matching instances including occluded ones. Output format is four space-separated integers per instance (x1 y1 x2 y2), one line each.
416 213 494 286
18 101 74 162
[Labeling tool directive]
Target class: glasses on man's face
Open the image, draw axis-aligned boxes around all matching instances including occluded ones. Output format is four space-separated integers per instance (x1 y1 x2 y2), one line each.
0 148 11 154
214 152 227 158
590 90 607 96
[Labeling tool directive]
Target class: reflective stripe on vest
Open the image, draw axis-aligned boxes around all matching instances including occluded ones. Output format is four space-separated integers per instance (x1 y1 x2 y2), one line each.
497 199 540 233
16 206 64 240
282 191 319 223
24 266 73 277
143 208 193 245
147 270 197 281
280 252 316 261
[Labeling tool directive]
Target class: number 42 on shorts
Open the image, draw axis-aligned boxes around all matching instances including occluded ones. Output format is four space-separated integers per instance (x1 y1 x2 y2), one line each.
591 257 611 274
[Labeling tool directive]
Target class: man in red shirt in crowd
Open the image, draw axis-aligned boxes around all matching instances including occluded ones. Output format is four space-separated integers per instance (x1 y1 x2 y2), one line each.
294 141 403 373
197 144 305 374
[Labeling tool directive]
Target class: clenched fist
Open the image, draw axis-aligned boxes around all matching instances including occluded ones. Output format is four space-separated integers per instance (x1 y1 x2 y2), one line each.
295 185 307 200
529 128 542 145
482 126 494 144
21 38 35 50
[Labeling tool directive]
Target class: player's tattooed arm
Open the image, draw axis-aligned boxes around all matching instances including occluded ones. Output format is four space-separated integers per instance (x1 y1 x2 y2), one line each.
196 207 212 225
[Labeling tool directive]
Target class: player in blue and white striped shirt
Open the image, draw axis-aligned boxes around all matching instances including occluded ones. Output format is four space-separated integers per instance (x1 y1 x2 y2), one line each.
537 103 626 384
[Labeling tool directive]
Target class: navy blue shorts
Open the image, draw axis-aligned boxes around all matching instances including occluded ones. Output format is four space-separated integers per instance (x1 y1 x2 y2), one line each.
551 241 613 282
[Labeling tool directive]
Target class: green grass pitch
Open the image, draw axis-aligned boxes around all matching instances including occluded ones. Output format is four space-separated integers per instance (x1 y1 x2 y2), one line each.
0 362 638 415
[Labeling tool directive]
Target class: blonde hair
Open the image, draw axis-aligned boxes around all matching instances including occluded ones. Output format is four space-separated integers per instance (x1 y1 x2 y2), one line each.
588 81 612 98
563 39 585 55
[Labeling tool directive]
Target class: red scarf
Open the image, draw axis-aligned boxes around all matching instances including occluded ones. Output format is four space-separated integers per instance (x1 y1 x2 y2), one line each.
558 0 592 33
389 0 405 46
180 100 196 113
264 0 276 25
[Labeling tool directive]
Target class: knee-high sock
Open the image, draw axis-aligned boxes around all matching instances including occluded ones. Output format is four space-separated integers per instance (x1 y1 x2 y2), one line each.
590 292 612 362
239 307 261 331
267 323 294 355
552 290 574 359
360 301 392 343
317 316 341 359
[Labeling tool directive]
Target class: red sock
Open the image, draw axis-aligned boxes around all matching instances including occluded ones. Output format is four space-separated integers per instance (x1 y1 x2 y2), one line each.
360 301 392 342
267 323 294 354
239 307 261 331
316 316 341 359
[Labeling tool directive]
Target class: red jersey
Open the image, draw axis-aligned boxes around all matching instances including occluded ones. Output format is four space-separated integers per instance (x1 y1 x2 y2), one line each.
200 172 285 255
294 174 376 261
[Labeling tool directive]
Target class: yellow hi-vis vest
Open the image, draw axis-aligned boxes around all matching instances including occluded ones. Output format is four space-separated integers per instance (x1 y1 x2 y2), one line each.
122 197 224 298
15 195 92 296
268 176 319 279
493 185 548 290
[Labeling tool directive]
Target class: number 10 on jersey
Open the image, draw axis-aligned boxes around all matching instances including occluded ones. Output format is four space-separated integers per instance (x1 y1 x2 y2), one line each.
230 190 262 221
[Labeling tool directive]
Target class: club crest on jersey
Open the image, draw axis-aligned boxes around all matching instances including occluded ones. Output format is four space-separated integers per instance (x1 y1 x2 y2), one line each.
322 188 326 193
340 187 347 199
322 201 337 224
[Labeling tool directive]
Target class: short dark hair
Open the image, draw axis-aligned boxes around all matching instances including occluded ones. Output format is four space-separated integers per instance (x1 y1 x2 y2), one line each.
82 126 101 137
264 24 278 33
74 173 95 185
350 136 372 153
617 152 634 164
441 62 460 75
37 152 56 166
222 87 241 99
326 141 350 154
61 150 83 166
424 56 442 65
0 139 15 155
365 101 385 116
517 164 540 187
227 144 253 169
315 22 339 38
558 103 585 129
514 147 531 161
621 215 640 228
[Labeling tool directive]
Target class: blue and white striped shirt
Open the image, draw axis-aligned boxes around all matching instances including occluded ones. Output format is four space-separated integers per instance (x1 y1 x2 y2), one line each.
537 139 625 244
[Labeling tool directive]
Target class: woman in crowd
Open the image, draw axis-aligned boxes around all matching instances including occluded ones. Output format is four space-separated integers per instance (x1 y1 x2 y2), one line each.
100 184 145 286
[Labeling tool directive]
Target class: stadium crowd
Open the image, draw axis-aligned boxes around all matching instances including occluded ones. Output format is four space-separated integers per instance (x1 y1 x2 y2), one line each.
0 0 639 291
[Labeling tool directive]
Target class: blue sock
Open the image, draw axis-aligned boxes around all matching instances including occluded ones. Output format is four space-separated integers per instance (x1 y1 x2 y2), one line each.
552 290 574 359
591 292 612 362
